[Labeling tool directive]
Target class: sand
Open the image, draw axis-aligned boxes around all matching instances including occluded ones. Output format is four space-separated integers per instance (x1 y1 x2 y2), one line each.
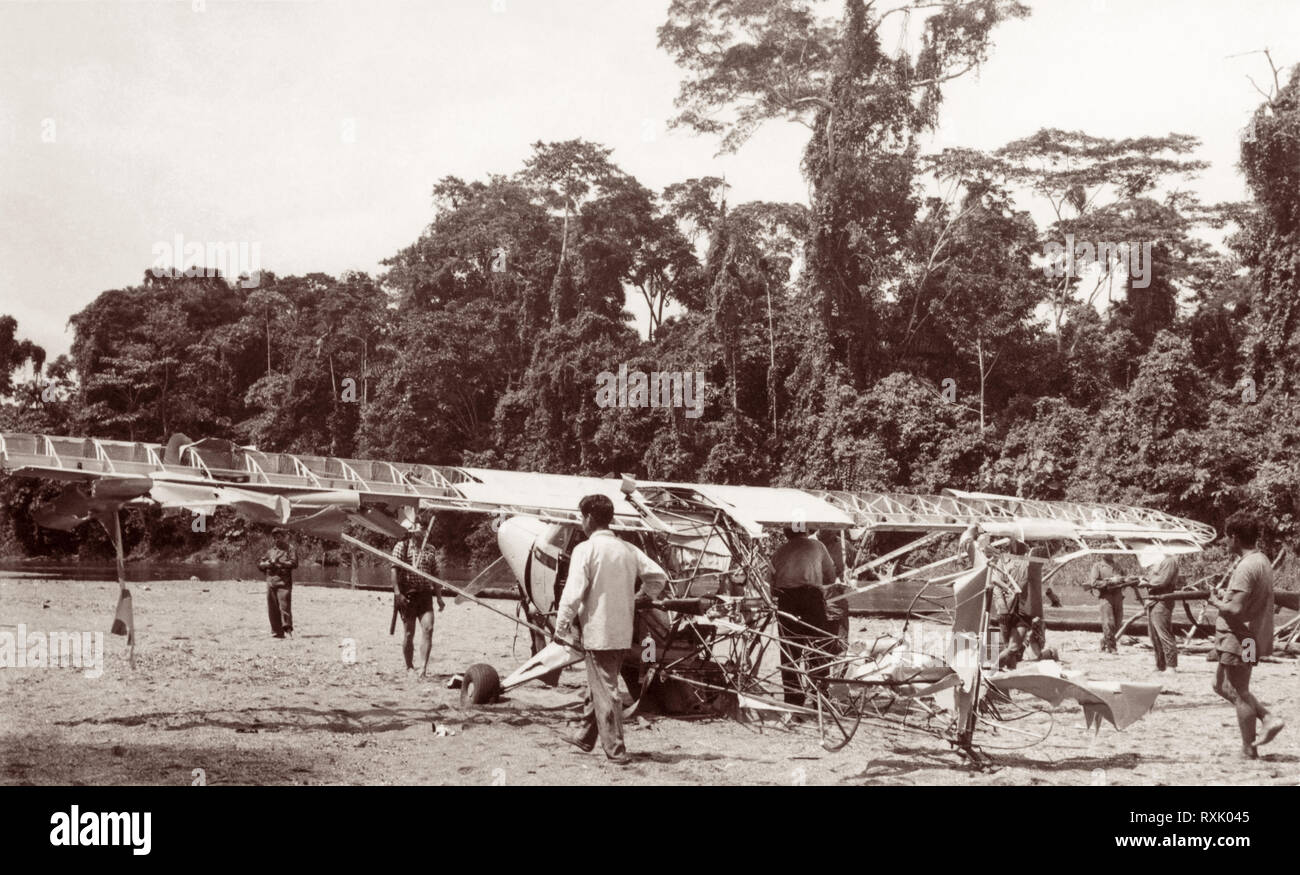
1 576 1297 786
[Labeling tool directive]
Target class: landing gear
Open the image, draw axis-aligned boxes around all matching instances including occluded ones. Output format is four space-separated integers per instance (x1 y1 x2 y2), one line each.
517 576 562 687
459 663 501 707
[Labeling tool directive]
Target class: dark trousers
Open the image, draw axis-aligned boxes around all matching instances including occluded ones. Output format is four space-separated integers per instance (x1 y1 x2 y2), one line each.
776 587 830 706
1098 590 1123 651
1147 599 1178 669
577 649 628 758
1026 619 1047 658
997 613 1031 668
267 583 293 635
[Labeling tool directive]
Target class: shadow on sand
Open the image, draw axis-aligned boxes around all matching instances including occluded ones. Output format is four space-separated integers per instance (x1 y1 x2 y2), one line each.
2 737 324 785
52 698 584 735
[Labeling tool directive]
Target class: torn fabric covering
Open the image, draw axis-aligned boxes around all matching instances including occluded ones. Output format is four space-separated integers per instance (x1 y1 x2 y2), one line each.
987 663 1162 730
948 566 987 734
280 506 351 540
149 481 290 524
348 506 406 539
31 486 99 531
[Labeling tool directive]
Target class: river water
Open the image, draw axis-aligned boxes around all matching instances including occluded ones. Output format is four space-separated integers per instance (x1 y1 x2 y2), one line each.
0 560 1104 614
0 560 396 589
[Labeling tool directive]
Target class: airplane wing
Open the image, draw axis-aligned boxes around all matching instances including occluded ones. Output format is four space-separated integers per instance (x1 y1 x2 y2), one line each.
0 432 1217 549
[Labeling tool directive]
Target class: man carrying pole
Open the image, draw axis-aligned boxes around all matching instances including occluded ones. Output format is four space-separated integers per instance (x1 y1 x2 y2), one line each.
1142 552 1181 675
1087 555 1125 653
392 515 444 677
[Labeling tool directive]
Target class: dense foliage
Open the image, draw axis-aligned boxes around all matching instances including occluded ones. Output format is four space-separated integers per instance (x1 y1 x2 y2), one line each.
2 2 1296 567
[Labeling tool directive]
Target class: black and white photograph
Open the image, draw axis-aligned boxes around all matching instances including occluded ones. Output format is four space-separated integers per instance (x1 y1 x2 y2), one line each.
0 0 1297 846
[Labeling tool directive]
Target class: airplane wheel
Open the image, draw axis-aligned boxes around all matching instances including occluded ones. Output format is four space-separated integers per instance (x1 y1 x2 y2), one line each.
460 663 500 707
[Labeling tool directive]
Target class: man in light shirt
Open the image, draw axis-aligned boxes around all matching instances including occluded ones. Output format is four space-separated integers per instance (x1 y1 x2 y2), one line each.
771 526 838 706
555 493 668 764
1210 512 1285 759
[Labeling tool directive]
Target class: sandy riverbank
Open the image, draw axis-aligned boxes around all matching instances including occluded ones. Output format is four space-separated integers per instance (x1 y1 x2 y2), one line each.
1 577 1297 785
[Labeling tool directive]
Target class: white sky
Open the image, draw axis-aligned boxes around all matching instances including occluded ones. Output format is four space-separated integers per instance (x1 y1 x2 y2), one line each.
1 0 1295 361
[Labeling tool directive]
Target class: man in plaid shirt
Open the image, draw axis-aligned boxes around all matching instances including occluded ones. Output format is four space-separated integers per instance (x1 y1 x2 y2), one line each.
392 518 444 677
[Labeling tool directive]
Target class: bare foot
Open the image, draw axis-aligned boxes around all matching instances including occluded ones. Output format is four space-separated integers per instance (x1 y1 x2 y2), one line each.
1259 716 1286 746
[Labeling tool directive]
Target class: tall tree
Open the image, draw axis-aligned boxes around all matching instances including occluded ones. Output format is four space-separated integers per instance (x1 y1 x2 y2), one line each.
0 316 45 398
661 0 1029 386
1237 61 1300 391
522 139 622 274
997 128 1207 350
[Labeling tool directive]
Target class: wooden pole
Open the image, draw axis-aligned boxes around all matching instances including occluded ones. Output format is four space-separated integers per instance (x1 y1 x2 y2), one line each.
110 509 134 669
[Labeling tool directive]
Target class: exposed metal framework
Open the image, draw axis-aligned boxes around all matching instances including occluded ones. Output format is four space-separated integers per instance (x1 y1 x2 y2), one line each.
1 431 1219 758
0 432 1217 546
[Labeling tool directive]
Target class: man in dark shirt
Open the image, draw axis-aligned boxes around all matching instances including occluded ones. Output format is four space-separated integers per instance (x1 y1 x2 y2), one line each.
987 546 1022 668
392 520 444 677
993 538 1055 670
817 530 850 656
1142 553 1181 674
1087 556 1125 653
258 532 298 639
1210 512 1284 759
1023 544 1061 660
771 527 837 706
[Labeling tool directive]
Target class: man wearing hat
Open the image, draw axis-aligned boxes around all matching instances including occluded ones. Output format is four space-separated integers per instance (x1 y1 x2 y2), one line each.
392 516 444 677
258 530 299 639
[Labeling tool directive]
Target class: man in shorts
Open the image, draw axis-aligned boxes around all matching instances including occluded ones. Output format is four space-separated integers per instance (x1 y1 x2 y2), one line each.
392 518 444 677
1210 512 1285 759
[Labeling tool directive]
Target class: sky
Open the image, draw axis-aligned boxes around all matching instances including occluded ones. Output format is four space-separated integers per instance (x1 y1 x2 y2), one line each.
1 0 1296 362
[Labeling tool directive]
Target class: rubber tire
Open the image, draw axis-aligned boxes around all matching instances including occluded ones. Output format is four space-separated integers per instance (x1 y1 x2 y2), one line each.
460 663 501 707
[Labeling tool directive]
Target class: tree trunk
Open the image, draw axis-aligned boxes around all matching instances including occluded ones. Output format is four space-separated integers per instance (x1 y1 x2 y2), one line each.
560 204 570 265
766 275 777 436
